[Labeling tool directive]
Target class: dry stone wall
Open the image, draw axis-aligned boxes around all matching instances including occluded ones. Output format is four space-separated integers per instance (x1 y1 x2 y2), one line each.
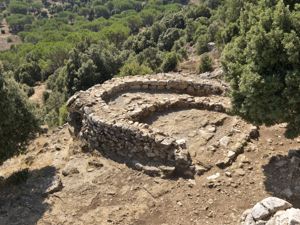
67 73 231 177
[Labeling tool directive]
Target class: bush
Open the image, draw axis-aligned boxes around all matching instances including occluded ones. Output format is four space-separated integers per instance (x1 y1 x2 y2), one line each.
42 90 50 102
65 40 123 95
0 74 39 162
196 34 209 55
161 52 178 72
59 104 68 125
199 54 213 73
119 59 152 76
222 0 300 137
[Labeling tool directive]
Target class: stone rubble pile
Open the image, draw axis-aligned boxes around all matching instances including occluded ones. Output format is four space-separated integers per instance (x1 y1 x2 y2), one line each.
241 197 300 225
66 73 254 177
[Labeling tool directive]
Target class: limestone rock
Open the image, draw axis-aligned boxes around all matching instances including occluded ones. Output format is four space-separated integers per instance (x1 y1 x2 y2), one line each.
62 166 80 176
251 203 270 221
241 197 298 225
220 136 230 147
261 197 292 214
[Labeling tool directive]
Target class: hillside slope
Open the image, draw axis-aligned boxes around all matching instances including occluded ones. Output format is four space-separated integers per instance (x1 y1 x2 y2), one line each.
1 76 300 224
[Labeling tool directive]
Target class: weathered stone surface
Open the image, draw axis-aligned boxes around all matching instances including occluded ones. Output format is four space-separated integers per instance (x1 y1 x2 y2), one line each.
266 208 300 225
251 203 270 221
62 166 79 176
220 136 230 147
261 197 292 214
241 197 298 225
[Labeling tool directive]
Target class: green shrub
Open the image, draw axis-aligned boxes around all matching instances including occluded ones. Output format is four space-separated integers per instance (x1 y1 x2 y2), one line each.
199 54 213 73
0 74 39 162
161 52 178 72
42 90 50 102
59 104 68 125
119 59 152 76
196 35 209 55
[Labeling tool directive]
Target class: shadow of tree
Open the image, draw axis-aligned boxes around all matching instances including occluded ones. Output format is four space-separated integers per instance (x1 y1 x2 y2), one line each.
0 166 59 225
262 152 300 208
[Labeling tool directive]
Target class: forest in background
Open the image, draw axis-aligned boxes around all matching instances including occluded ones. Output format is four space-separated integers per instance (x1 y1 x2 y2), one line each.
0 0 299 161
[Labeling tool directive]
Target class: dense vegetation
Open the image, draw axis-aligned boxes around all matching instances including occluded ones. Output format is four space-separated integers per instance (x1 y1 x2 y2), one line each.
222 0 300 137
0 0 299 160
0 0 222 129
0 65 38 162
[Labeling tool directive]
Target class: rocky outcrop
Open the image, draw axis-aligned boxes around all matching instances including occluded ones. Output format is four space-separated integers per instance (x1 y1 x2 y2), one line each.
241 197 300 225
66 73 255 177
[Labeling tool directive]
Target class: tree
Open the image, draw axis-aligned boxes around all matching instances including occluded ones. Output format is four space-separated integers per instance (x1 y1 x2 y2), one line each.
199 54 213 73
93 5 110 19
9 1 28 14
222 0 300 137
0 71 38 162
6 14 34 33
15 59 42 86
158 28 183 51
136 47 163 71
102 23 130 47
65 40 123 95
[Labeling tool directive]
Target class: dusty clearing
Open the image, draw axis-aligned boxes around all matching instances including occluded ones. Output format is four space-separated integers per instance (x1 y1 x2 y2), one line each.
0 120 299 225
29 84 47 106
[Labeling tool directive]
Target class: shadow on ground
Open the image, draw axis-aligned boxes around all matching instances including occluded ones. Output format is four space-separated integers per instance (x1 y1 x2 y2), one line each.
263 153 300 208
0 166 58 225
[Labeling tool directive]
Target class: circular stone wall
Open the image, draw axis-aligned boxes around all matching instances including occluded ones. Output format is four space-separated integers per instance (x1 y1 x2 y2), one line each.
67 73 257 177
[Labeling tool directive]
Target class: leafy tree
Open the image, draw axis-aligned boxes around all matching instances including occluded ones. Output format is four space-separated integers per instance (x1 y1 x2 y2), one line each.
65 40 123 95
161 12 185 29
222 0 300 136
102 23 130 47
93 5 110 19
15 59 42 86
136 47 163 71
140 8 158 26
196 34 209 54
125 14 142 34
158 28 183 51
9 1 28 14
0 71 38 162
123 29 155 53
185 4 211 19
6 14 34 33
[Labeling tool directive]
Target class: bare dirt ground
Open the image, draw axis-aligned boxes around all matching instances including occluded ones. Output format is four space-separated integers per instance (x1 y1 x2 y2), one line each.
0 19 21 51
0 104 299 225
29 83 47 106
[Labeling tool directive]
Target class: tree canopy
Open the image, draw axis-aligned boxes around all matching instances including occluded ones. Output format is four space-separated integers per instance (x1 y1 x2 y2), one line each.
0 70 38 162
222 0 300 136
